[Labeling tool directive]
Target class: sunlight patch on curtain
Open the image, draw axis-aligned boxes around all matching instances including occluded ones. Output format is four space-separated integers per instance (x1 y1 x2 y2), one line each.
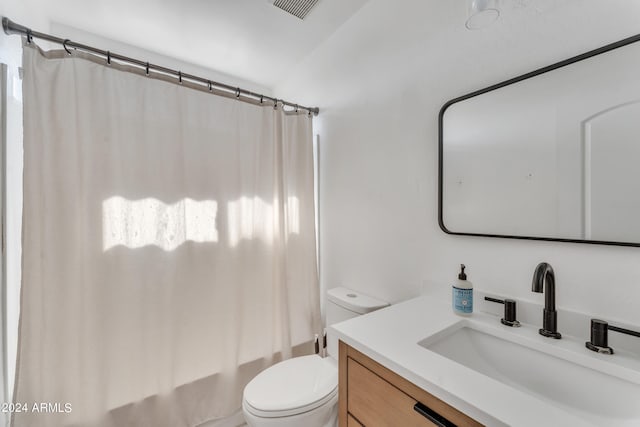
227 196 300 247
102 197 218 251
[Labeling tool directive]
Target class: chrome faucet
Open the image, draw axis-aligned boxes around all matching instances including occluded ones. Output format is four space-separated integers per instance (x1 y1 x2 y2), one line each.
531 262 561 339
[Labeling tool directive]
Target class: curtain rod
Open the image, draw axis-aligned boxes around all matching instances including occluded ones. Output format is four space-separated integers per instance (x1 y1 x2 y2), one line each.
2 17 319 116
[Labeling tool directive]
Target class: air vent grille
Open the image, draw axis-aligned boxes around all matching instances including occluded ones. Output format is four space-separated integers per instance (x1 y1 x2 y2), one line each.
273 0 319 20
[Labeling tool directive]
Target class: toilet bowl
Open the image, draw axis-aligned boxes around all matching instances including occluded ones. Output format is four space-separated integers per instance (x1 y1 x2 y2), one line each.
242 355 338 427
242 287 389 427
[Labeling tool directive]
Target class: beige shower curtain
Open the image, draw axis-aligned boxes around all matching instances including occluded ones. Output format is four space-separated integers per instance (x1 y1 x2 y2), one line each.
14 42 320 427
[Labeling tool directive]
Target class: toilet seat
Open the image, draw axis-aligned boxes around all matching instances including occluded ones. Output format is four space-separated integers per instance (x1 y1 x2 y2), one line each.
243 355 338 418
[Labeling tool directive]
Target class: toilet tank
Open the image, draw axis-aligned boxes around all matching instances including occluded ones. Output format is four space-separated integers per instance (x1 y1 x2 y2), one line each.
326 287 389 327
325 287 389 359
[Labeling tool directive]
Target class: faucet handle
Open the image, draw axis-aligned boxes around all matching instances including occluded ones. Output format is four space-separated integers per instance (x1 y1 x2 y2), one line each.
485 296 521 327
586 319 640 355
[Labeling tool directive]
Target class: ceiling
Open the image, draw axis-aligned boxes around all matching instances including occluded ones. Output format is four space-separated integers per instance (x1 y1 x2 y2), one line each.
7 0 638 95
6 0 370 89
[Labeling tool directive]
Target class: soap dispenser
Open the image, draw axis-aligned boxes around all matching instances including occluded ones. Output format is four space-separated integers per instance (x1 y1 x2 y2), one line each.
452 264 473 315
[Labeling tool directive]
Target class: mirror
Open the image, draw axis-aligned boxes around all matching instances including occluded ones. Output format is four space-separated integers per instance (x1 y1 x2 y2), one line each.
439 34 640 246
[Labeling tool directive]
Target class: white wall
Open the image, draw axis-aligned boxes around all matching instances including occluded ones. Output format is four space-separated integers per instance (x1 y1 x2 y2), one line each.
275 0 640 326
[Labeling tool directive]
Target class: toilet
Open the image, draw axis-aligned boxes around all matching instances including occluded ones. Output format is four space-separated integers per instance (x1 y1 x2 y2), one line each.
242 287 389 427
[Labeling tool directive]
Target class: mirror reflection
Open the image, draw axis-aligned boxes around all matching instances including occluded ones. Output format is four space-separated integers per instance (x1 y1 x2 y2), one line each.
440 35 640 245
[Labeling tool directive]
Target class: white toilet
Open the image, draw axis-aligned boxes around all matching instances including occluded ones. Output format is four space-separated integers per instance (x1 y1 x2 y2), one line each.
242 287 389 427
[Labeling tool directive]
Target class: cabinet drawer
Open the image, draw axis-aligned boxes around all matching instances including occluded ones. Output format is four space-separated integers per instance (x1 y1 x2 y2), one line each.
347 358 439 426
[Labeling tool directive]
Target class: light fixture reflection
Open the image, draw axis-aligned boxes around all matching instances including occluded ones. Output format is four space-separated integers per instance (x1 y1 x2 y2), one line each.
466 0 500 30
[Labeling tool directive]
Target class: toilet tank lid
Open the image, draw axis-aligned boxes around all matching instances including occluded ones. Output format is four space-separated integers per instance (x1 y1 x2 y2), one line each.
327 287 389 314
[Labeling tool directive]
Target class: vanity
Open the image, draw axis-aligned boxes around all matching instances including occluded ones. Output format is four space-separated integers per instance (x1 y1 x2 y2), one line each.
339 340 482 426
330 292 640 427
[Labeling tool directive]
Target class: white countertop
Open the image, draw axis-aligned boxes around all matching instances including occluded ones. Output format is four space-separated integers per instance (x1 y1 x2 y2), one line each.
329 293 640 427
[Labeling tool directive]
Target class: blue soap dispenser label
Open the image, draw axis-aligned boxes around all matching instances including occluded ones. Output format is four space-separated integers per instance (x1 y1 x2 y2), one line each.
452 264 473 315
453 287 473 314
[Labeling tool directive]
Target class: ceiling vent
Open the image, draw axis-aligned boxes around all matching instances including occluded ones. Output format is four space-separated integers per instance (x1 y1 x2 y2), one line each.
272 0 319 20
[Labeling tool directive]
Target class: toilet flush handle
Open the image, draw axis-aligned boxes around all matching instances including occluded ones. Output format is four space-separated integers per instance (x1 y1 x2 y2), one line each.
322 330 327 357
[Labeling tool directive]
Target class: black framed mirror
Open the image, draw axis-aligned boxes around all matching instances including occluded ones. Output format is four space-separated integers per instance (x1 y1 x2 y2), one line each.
439 33 640 247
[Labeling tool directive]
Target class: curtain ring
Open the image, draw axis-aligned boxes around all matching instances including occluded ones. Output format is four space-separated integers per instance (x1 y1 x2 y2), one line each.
208 80 212 91
295 104 299 113
26 29 33 44
260 95 264 104
63 39 72 55
145 62 150 76
274 99 279 110
308 109 312 117
178 71 182 84
235 88 241 98
106 51 111 65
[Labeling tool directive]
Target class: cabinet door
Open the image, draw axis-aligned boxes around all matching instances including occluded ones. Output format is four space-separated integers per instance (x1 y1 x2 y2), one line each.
347 413 364 426
340 341 484 427
347 358 440 426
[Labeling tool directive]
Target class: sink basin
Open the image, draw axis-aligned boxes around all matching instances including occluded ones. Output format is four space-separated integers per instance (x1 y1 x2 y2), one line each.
418 321 640 426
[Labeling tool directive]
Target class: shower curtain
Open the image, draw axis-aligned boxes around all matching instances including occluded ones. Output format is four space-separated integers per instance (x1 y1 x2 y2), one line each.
14 42 320 427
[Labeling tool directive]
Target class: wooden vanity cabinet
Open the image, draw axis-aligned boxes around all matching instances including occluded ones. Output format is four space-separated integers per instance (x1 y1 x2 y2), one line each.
338 341 484 427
